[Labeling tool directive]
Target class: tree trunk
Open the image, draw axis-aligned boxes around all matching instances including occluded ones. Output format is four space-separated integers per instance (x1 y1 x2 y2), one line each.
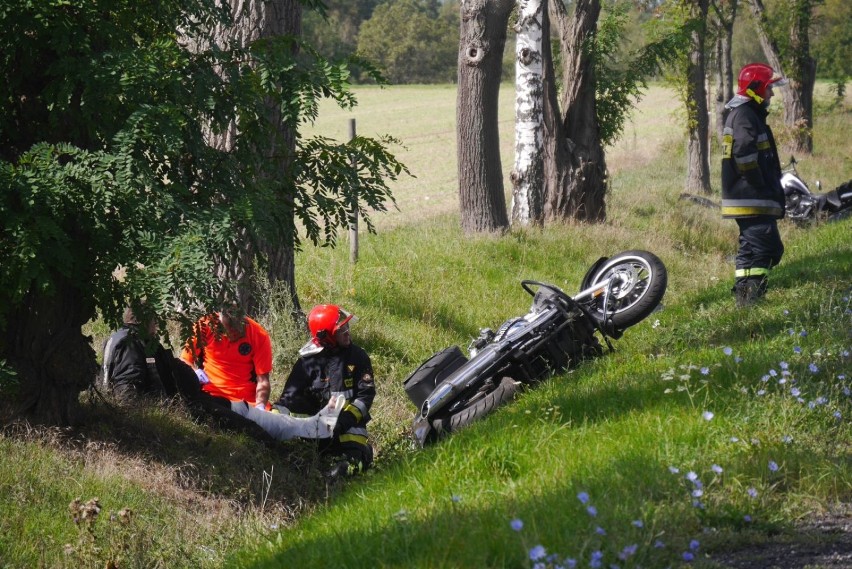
685 0 712 194
5 278 98 425
746 0 815 154
206 0 302 314
457 0 513 233
510 0 545 226
712 0 737 143
544 0 607 222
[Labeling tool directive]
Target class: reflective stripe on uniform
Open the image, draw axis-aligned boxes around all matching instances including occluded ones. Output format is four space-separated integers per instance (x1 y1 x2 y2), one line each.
343 402 363 422
339 433 368 445
735 267 770 277
756 133 770 150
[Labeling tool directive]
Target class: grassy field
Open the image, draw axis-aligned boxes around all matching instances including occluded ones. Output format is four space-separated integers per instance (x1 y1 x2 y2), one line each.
1 83 850 569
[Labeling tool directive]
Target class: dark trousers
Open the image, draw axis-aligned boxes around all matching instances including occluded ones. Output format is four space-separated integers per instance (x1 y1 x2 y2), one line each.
735 217 783 283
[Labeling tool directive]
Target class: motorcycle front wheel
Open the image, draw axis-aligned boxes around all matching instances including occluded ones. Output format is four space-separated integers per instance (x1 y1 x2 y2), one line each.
582 250 667 330
431 377 520 437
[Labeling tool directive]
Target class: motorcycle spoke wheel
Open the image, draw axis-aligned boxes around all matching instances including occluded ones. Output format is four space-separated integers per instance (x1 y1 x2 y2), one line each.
585 250 667 330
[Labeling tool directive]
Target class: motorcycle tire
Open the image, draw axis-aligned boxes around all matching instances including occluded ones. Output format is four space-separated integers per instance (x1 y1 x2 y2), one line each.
431 377 520 436
583 250 667 330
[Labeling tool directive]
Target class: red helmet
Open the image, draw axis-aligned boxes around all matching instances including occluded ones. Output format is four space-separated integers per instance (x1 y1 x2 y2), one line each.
737 63 787 101
308 304 354 347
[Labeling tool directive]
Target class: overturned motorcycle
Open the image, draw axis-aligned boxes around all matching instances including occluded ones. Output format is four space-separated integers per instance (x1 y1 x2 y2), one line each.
402 251 668 447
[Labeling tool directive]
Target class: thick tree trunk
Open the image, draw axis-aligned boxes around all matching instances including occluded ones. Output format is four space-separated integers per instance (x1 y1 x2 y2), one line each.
746 0 815 154
457 0 513 233
5 279 98 425
712 0 737 143
544 0 607 222
510 0 545 226
206 0 302 314
686 0 712 194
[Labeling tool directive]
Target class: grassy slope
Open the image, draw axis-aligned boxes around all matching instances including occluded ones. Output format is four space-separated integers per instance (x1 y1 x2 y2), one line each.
2 85 849 569
232 86 851 568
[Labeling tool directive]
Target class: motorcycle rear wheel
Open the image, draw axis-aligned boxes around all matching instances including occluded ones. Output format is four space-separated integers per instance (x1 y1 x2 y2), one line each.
431 377 520 436
583 250 667 330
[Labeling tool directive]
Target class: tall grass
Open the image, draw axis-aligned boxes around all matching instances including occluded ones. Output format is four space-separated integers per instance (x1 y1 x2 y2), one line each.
2 85 849 568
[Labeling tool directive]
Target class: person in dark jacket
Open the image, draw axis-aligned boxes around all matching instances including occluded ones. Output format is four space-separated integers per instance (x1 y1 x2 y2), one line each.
721 62 788 307
102 306 175 402
277 304 375 476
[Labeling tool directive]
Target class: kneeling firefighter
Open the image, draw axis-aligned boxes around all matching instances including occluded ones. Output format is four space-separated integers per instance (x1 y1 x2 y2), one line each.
721 62 788 306
276 304 375 475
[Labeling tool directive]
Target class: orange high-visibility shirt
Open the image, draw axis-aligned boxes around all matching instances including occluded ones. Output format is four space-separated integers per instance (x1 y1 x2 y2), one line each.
181 316 272 405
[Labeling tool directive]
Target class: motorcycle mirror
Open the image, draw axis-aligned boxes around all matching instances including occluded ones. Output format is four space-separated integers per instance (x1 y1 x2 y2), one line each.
816 180 821 191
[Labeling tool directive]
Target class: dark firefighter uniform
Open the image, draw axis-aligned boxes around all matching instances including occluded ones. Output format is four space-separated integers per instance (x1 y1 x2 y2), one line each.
277 343 375 469
721 95 785 305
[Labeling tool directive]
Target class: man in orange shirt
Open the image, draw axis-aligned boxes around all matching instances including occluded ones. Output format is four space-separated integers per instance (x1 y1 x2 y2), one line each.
180 302 272 409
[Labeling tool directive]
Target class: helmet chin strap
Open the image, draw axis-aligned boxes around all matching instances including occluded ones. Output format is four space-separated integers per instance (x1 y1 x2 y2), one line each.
745 88 764 105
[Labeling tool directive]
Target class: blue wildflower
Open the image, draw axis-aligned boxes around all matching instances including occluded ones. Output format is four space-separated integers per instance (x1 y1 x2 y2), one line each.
748 487 758 498
744 514 752 522
782 435 793 443
794 346 802 354
757 389 766 396
686 471 699 482
834 411 842 420
510 518 523 531
799 329 808 337
809 363 819 373
791 387 801 397
565 559 577 569
723 347 733 356
689 539 700 551
700 367 710 375
452 495 461 503
779 361 789 370
669 466 680 474
735 356 743 363
529 545 546 561
692 489 704 498
769 369 778 377
632 519 644 528
586 505 598 517
577 491 590 504
712 464 723 474
589 550 603 568
683 551 695 562
595 526 606 535
702 411 714 421
654 539 666 548
618 544 638 561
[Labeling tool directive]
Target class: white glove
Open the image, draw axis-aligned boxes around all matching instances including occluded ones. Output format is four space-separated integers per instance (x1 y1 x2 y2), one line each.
195 368 210 384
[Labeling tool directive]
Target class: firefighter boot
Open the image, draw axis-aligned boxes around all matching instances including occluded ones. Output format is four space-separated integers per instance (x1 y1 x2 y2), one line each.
733 276 767 307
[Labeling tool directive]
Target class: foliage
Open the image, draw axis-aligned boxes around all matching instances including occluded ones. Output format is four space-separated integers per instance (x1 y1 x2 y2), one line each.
591 2 693 145
811 0 851 92
302 0 384 80
356 0 459 84
0 0 407 340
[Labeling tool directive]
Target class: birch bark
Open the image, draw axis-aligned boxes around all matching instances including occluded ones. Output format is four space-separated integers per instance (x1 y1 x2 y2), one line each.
510 0 545 226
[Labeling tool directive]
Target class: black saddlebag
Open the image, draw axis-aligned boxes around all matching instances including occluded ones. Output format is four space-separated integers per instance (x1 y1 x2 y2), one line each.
403 345 468 409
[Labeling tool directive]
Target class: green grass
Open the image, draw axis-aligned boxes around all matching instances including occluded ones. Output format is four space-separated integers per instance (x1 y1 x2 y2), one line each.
2 84 850 568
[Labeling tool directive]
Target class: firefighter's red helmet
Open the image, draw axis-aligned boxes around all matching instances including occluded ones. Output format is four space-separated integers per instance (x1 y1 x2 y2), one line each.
308 304 354 347
737 63 787 100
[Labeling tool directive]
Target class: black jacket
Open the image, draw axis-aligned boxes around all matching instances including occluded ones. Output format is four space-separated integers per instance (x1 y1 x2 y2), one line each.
277 343 375 424
721 98 785 219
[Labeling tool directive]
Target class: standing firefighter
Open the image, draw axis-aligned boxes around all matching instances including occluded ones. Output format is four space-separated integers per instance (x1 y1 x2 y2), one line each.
722 63 788 306
277 304 375 476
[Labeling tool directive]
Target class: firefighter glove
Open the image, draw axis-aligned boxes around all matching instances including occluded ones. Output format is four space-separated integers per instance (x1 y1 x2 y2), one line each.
333 403 361 436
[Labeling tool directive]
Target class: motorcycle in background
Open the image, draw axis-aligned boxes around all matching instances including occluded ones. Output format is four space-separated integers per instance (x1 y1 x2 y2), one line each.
781 157 852 224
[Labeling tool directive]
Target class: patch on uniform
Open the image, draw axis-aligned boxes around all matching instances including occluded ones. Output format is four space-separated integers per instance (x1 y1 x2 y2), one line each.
239 342 252 356
347 364 355 373
361 373 374 383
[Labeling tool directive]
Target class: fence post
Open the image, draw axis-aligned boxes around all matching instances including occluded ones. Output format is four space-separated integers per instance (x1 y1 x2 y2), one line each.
348 118 359 264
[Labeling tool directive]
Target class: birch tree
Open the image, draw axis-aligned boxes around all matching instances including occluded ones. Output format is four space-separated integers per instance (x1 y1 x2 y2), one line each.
511 0 546 225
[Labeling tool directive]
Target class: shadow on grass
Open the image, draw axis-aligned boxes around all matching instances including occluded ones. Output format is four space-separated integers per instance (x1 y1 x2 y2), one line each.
242 364 847 568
